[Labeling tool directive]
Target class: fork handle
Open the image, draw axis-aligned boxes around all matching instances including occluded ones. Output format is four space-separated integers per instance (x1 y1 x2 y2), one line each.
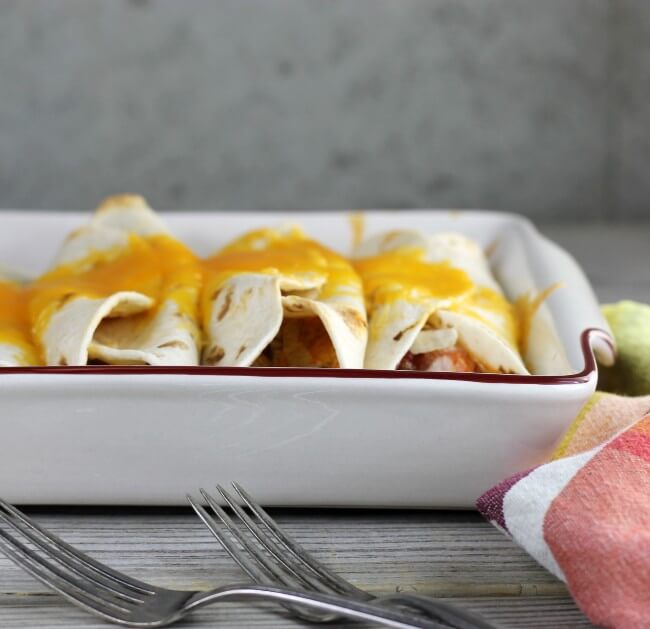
375 593 497 629
183 583 448 629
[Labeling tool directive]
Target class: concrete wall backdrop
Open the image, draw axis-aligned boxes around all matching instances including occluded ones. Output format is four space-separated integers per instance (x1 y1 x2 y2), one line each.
0 0 648 220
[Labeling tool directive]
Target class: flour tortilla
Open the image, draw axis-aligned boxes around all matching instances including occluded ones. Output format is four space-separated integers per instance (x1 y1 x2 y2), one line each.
0 344 29 367
355 230 529 373
37 195 200 366
202 227 367 368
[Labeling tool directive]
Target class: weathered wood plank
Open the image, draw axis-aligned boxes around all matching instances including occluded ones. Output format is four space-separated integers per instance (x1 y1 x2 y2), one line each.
0 509 565 595
0 509 592 627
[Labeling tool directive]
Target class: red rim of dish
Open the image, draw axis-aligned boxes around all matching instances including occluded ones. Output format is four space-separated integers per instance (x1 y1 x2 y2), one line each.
0 328 613 385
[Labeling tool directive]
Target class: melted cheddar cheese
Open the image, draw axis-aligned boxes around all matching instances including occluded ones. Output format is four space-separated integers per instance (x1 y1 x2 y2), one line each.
0 217 557 369
513 283 562 354
354 246 525 353
349 212 365 251
0 280 39 364
446 286 519 350
30 234 201 341
0 234 201 364
354 245 559 359
353 248 474 310
201 228 362 329
2 226 364 367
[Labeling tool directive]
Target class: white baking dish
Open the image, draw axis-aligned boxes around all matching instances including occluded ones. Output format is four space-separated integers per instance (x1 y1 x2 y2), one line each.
0 210 614 507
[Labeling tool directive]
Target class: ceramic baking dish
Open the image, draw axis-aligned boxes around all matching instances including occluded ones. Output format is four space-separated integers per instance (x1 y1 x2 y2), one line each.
0 210 615 507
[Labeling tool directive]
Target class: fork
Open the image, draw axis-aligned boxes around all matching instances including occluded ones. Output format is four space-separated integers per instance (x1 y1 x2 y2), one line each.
188 484 496 629
0 498 454 628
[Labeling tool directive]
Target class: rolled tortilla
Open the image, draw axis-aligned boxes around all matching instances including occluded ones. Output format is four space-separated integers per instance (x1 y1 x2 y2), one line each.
202 226 367 368
30 195 202 366
354 230 532 374
0 278 39 366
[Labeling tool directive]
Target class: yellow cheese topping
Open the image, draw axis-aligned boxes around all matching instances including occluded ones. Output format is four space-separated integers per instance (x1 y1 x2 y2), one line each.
513 283 562 354
204 228 328 285
354 245 556 357
0 219 555 368
348 212 365 251
354 246 525 352
201 227 363 330
30 234 201 344
0 234 202 365
353 248 475 310
2 226 362 366
0 280 40 364
447 286 519 350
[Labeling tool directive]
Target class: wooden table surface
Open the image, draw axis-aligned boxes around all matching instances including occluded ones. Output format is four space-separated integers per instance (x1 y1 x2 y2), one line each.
1 222 649 628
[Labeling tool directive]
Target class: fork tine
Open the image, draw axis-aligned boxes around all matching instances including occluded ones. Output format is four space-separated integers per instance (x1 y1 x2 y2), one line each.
0 504 147 603
0 536 130 623
188 493 274 585
195 489 300 589
216 484 333 594
191 491 341 625
0 526 134 621
231 485 494 629
0 498 154 596
232 482 365 596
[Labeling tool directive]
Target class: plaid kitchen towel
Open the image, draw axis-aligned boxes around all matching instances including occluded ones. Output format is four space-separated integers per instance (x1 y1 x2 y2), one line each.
477 301 650 629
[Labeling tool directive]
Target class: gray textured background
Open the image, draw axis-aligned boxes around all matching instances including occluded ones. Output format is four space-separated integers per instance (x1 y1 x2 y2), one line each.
0 0 648 220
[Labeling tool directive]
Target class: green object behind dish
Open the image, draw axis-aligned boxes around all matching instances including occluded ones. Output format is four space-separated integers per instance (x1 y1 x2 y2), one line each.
599 301 650 396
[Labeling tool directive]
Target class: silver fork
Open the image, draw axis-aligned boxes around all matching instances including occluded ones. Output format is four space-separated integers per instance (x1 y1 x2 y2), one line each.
188 484 496 629
0 498 452 628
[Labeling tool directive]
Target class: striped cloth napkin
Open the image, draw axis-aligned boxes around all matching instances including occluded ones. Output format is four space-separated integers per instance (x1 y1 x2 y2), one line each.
477 301 650 629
